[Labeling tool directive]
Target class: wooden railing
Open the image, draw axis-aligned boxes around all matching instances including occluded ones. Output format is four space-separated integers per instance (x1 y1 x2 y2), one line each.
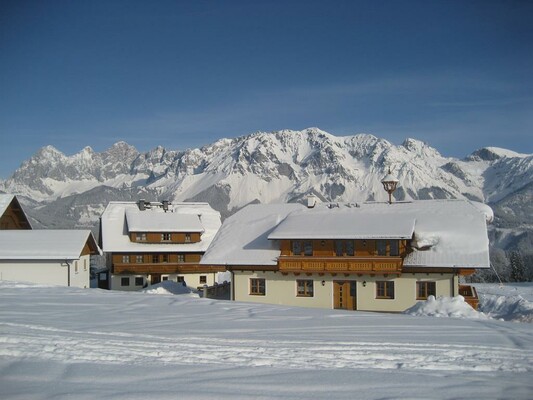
458 284 480 310
278 256 403 274
112 263 225 274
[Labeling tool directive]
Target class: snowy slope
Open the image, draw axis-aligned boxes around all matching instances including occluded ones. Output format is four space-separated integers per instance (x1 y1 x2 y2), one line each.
0 281 532 399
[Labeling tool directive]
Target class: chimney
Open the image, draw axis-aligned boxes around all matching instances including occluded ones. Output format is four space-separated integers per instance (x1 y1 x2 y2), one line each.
138 199 145 211
307 194 317 208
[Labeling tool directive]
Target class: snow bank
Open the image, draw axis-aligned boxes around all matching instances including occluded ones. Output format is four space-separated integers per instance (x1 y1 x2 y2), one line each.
140 280 200 297
475 283 533 323
479 294 533 323
404 296 489 319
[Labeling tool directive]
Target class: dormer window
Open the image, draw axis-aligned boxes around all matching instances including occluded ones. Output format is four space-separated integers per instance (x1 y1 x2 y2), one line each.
161 233 171 241
185 233 191 243
136 233 147 242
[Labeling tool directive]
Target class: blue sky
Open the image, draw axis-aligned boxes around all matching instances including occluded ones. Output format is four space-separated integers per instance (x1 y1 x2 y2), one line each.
1 0 532 178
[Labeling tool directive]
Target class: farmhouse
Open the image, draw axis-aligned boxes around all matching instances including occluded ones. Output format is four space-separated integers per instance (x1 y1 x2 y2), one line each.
201 195 492 312
99 200 223 291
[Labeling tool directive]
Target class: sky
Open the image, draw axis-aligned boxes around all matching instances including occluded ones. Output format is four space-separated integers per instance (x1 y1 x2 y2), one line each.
1 0 532 179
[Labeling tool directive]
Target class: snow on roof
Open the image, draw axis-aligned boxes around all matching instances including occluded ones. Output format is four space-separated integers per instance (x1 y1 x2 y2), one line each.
100 202 221 253
0 230 99 260
268 207 415 239
200 204 305 266
125 208 204 233
202 200 491 269
0 194 15 217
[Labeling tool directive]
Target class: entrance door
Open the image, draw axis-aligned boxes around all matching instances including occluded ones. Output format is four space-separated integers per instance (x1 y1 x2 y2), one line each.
151 274 162 285
334 281 357 310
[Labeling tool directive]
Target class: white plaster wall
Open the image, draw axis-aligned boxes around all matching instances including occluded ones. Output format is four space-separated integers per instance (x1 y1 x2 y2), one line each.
0 257 90 289
110 272 217 291
233 271 457 312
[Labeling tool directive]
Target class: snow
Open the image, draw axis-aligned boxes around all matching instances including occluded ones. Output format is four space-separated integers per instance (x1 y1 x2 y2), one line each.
0 230 99 259
201 203 305 265
140 280 200 297
0 194 14 217
268 207 416 239
404 295 489 319
125 208 204 232
205 200 491 269
475 283 533 323
100 201 221 253
0 281 532 399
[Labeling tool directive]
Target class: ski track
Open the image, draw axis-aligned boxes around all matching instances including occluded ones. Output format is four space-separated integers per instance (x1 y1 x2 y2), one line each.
1 322 531 373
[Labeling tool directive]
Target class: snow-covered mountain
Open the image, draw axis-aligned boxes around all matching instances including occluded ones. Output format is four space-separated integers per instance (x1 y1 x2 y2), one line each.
1 128 532 267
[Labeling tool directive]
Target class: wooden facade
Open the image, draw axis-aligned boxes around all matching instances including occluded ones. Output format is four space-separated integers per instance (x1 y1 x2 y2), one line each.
129 232 201 244
0 197 31 230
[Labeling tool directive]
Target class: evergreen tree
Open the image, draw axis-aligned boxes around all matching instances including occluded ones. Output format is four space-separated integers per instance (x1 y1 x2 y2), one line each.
509 250 526 282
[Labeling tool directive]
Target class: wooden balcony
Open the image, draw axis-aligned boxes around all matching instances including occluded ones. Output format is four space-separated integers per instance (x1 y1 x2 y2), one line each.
459 284 480 310
112 263 226 275
278 256 403 274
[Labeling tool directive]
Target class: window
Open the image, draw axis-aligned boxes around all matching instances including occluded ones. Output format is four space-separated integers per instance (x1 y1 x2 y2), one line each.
162 276 169 281
292 241 302 256
152 254 159 263
136 233 147 241
417 281 436 300
376 281 395 299
177 254 185 263
390 240 399 256
74 261 79 274
345 240 355 256
296 280 314 297
250 278 266 295
335 240 344 256
121 277 130 287
377 240 387 256
303 240 313 256
199 275 207 284
122 255 130 263
177 276 185 283
161 233 171 241
135 277 144 286
162 254 169 263
84 259 87 271
185 234 191 243
136 255 143 263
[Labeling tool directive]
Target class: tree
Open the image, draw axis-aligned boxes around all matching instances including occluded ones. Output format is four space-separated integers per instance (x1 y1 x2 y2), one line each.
509 250 526 282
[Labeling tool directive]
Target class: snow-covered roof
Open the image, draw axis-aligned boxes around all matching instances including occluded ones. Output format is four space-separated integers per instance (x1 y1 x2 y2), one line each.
100 202 221 253
201 204 305 266
0 194 15 217
0 230 100 260
268 208 415 239
202 200 491 269
125 208 204 233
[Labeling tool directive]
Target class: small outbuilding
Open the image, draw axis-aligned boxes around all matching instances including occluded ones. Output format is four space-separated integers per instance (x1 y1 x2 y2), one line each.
0 230 101 288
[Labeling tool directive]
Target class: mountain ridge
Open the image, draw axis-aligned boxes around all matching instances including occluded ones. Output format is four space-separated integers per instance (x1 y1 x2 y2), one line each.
1 128 532 279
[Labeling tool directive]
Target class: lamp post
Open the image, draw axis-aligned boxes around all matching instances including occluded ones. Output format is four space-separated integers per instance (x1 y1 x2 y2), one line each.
381 168 399 204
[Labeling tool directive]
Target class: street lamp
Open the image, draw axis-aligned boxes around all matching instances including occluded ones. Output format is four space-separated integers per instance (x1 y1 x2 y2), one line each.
381 167 399 204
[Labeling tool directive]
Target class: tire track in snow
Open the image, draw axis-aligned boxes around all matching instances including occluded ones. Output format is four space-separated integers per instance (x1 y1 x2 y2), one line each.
0 323 531 372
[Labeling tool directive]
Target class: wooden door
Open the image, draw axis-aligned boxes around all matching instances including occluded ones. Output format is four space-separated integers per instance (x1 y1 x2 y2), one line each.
334 281 357 310
151 274 161 285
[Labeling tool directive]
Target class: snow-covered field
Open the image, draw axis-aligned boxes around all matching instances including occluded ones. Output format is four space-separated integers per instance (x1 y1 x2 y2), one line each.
1 281 532 399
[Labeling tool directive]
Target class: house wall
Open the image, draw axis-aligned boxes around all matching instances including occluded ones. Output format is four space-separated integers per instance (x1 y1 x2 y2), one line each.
232 270 456 312
110 272 217 291
0 254 90 289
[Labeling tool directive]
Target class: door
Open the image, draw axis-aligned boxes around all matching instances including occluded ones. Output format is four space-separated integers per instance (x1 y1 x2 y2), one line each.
151 274 161 285
334 281 357 310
